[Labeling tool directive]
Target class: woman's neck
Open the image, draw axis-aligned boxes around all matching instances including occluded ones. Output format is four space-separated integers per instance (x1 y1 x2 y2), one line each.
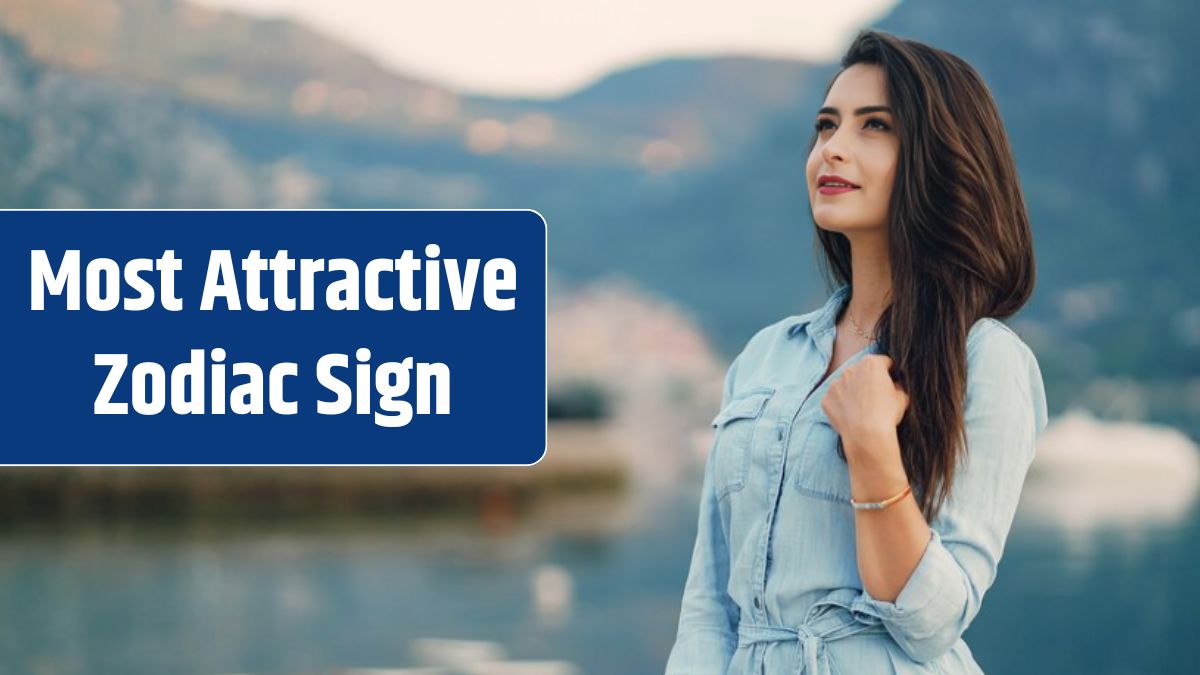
845 232 892 333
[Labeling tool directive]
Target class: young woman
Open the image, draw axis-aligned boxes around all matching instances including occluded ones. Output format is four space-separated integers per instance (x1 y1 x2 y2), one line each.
665 30 1049 674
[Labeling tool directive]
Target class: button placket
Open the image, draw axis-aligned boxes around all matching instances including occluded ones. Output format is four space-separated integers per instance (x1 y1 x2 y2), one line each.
756 415 792 624
771 421 788 553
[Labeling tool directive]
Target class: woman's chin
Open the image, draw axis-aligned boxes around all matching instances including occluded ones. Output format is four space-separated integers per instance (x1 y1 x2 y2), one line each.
812 209 886 235
812 213 861 233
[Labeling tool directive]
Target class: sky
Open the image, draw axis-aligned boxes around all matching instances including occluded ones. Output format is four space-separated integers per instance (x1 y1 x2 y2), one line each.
191 0 900 98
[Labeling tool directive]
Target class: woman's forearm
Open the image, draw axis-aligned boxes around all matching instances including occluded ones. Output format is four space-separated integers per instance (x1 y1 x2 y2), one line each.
845 428 931 603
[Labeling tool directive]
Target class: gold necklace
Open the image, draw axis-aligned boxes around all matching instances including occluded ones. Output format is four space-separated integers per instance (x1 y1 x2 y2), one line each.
846 304 878 342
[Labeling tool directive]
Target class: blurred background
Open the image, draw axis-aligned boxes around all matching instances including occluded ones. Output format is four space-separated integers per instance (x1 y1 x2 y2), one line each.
1 0 1198 673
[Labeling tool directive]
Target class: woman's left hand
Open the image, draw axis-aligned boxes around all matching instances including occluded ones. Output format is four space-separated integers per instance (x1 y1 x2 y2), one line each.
821 354 910 462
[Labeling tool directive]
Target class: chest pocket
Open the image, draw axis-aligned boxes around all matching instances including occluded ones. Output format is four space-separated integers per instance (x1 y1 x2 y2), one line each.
710 387 774 501
792 414 853 504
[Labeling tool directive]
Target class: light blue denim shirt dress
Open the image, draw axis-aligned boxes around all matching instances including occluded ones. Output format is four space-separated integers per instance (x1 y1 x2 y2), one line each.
665 283 1049 674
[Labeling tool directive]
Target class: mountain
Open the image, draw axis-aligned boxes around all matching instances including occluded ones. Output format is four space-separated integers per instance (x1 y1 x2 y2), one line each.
0 0 467 135
0 30 261 207
0 0 819 167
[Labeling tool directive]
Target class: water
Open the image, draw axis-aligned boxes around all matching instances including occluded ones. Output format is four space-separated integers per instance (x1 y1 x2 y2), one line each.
0 479 1198 674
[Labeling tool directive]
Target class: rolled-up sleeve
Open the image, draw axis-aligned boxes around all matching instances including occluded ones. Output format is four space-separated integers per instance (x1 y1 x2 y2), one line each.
664 355 742 674
851 321 1050 663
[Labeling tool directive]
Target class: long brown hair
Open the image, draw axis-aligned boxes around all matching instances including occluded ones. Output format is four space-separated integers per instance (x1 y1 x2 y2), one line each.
810 30 1036 523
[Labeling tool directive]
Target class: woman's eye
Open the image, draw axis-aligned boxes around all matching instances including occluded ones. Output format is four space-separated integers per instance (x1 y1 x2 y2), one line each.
813 118 889 133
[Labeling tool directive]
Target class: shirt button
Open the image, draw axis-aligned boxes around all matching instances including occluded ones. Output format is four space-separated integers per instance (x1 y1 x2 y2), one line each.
777 428 784 442
753 596 762 610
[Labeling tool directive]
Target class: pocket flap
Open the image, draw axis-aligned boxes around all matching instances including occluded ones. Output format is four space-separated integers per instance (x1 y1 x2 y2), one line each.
710 389 773 427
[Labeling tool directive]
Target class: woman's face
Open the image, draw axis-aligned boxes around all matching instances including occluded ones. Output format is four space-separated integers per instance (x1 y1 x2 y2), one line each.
806 63 899 234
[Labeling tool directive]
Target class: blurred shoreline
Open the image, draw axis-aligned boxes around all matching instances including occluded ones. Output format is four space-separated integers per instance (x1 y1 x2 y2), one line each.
0 419 626 524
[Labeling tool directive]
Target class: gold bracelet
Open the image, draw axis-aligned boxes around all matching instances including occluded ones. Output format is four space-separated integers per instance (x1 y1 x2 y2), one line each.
850 483 912 511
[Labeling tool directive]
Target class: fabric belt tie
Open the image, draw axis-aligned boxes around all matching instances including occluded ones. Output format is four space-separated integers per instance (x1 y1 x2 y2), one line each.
735 588 888 675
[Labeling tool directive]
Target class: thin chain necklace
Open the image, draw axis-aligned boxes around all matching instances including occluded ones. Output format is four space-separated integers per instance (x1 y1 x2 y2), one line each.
846 303 878 342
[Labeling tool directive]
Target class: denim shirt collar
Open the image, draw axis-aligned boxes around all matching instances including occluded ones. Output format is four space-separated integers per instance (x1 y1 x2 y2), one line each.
786 283 852 340
785 283 882 361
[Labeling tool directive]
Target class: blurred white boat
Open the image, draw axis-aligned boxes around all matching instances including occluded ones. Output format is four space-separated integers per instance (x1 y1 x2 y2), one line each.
1019 407 1200 555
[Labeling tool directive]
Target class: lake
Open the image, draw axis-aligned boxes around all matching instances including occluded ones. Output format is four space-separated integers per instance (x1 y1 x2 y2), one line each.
2 413 1198 674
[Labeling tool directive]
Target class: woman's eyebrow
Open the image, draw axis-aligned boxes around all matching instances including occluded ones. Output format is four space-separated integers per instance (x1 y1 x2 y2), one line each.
817 105 893 116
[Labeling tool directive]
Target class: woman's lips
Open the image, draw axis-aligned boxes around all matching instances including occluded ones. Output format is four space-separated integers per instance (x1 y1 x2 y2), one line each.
818 185 860 195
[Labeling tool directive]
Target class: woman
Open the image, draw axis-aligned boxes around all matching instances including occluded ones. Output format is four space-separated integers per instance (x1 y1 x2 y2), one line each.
664 29 1048 674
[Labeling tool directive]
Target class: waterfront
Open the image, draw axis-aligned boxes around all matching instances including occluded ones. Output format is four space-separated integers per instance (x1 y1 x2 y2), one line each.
2 413 1198 674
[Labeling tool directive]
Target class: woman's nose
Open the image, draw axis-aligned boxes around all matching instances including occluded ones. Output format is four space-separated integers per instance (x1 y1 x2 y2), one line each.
821 140 847 164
